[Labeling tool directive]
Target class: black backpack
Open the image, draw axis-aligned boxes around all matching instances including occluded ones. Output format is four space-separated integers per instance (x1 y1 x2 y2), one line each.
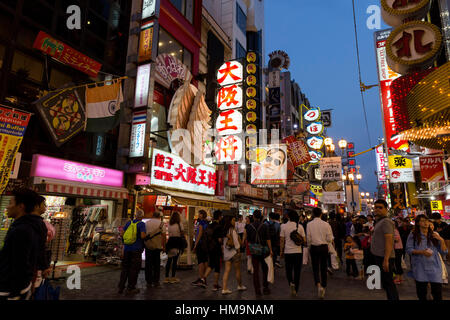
290 222 305 246
205 222 219 253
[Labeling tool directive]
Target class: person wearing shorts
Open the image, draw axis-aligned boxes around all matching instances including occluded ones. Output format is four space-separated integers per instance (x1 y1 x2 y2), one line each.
192 210 209 288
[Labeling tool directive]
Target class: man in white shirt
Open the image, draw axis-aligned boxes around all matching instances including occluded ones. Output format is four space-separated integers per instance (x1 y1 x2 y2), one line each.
144 210 165 287
306 207 334 299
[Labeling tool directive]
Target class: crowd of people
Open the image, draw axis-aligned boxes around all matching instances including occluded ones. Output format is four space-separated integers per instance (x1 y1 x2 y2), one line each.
0 187 449 301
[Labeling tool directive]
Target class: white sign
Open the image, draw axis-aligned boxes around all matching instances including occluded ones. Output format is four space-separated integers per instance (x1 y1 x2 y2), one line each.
306 122 324 135
268 70 280 88
321 191 345 204
217 61 243 87
375 145 387 182
150 148 216 195
142 0 156 20
129 111 146 157
251 145 287 186
314 168 322 180
309 151 322 163
214 135 243 162
388 155 415 183
306 136 324 150
320 157 342 181
303 109 320 122
10 152 21 179
134 64 151 107
216 109 243 136
217 84 243 110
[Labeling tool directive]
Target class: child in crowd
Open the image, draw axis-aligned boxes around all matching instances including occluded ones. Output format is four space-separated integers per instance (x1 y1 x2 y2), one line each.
344 236 358 278
351 236 364 280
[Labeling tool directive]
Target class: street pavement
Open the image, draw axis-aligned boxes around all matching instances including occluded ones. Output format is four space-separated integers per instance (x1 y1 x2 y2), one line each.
56 258 450 300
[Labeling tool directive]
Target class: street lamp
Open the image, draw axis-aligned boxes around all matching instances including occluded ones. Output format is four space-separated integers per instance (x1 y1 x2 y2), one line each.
343 166 362 215
365 192 370 197
329 144 335 152
338 139 347 150
324 137 333 147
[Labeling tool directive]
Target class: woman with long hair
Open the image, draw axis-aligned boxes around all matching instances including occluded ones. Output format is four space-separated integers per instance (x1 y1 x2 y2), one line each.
221 216 247 294
406 215 448 300
164 211 186 284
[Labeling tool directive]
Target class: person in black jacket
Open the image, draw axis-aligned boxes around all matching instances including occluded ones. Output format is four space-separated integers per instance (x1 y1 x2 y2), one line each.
0 188 41 300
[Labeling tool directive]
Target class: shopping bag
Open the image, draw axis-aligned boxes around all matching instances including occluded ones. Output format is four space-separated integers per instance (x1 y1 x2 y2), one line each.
303 247 309 265
160 252 168 267
439 253 448 282
330 253 339 270
401 256 407 270
34 279 60 301
265 255 274 284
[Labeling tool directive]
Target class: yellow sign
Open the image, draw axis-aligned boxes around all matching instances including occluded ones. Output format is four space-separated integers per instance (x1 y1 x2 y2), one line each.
310 184 323 197
388 155 412 169
431 200 443 211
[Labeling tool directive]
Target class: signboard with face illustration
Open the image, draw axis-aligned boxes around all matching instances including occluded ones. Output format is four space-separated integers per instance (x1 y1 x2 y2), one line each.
251 145 287 187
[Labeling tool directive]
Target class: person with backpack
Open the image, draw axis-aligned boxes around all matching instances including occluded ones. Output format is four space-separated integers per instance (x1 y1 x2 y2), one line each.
203 210 224 291
144 210 166 287
192 210 210 288
118 209 146 294
265 212 281 268
280 209 305 297
164 211 186 284
245 210 273 296
221 215 247 294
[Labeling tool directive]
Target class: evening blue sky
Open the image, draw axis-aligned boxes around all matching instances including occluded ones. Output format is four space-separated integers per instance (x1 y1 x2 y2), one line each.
265 0 391 194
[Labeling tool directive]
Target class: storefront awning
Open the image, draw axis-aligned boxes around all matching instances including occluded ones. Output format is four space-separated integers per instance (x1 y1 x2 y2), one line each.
152 187 230 210
235 196 282 210
33 179 128 200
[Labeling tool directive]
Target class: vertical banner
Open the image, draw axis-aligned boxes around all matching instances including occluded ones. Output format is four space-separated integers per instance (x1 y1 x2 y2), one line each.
216 170 225 197
282 135 311 167
228 164 239 187
134 64 151 108
0 107 31 194
390 183 406 211
244 52 260 163
419 156 445 182
138 21 154 63
129 111 147 158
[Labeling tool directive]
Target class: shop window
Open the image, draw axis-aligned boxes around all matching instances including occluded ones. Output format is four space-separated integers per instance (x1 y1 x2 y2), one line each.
11 51 43 82
236 3 247 35
183 49 192 72
22 0 53 30
49 68 72 89
169 0 194 24
236 40 246 59
158 28 192 71
0 45 5 69
150 101 169 151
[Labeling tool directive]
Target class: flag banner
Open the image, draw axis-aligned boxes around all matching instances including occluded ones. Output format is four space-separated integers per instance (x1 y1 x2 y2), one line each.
33 87 85 147
0 107 31 194
85 80 123 132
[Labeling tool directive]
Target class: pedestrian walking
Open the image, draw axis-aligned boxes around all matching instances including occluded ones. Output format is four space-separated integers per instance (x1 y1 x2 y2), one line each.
393 221 404 284
0 189 47 300
280 209 305 297
246 209 273 296
370 199 399 300
144 210 165 287
306 207 334 299
245 215 254 274
118 209 146 294
406 214 448 300
351 236 364 280
265 212 281 268
203 210 224 291
164 211 186 284
192 210 210 288
221 215 247 294
344 236 358 278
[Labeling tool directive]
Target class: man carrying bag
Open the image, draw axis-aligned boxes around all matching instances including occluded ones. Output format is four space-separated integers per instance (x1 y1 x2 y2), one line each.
144 210 166 287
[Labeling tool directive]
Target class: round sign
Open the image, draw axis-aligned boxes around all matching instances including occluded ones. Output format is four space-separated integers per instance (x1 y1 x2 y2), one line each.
246 52 257 63
246 87 257 98
246 75 257 86
247 64 256 74
246 124 257 134
246 150 256 161
303 109 320 122
246 111 257 122
381 0 431 27
386 21 442 75
306 136 324 150
246 99 257 110
306 122 324 135
246 136 257 147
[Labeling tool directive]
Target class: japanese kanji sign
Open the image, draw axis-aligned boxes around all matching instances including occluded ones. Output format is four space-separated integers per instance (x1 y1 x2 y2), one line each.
150 148 216 195
217 85 243 110
244 51 260 163
303 109 320 122
380 0 432 27
306 136 324 150
217 61 243 86
306 122 324 135
309 150 322 163
33 31 102 77
431 200 443 211
214 135 243 162
388 155 414 183
216 109 242 136
320 157 342 181
375 145 388 182
419 156 445 182
282 135 311 168
138 20 154 63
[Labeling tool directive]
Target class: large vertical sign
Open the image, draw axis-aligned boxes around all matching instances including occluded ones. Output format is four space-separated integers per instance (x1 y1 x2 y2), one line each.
302 106 324 165
244 52 260 163
129 111 146 158
375 145 387 182
138 21 154 63
375 30 409 152
419 156 445 182
214 60 244 163
0 107 31 194
134 64 151 108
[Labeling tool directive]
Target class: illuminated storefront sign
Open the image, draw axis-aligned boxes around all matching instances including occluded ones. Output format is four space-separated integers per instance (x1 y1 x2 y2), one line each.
30 154 124 187
306 136 324 150
216 109 243 136
303 109 320 122
134 64 151 108
129 111 147 158
217 61 243 86
138 21 154 63
375 145 387 182
306 122 324 135
142 0 157 20
217 85 243 110
388 155 415 183
150 148 216 195
214 135 243 162
380 0 432 27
